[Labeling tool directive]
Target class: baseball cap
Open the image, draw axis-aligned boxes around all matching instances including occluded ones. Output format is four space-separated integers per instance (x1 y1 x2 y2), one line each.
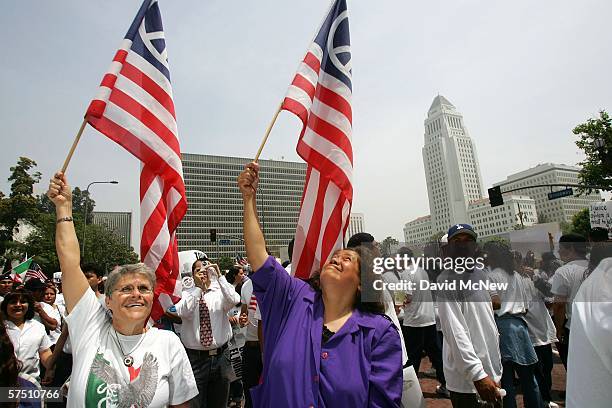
447 224 477 241
0 272 13 282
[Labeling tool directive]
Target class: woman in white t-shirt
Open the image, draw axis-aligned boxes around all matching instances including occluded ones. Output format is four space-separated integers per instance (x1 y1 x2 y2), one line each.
47 172 198 408
42 283 63 347
485 243 543 408
2 288 53 381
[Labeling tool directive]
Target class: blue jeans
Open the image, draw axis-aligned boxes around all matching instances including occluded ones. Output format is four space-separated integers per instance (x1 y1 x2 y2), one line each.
186 348 233 408
501 361 543 408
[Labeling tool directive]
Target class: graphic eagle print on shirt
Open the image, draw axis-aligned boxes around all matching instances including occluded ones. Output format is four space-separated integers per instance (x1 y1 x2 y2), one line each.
89 352 159 408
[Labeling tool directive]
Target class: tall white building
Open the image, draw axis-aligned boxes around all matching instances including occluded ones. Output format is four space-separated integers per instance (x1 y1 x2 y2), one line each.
345 212 365 241
405 95 486 243
493 163 602 224
423 95 485 234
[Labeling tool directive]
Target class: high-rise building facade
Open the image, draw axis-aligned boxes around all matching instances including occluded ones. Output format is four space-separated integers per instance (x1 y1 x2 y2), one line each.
468 196 537 238
178 153 307 259
345 213 365 240
493 163 602 223
422 95 485 234
92 211 132 249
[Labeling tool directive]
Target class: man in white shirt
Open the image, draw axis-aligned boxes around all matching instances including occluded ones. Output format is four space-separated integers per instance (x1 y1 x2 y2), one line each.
399 247 447 397
567 256 612 407
551 233 588 369
437 224 502 407
175 259 241 408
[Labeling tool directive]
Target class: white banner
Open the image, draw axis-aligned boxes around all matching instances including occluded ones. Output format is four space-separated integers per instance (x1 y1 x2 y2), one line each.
590 201 612 232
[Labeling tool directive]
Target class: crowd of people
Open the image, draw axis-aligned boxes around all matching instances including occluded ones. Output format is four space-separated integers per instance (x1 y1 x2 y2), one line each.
0 163 610 408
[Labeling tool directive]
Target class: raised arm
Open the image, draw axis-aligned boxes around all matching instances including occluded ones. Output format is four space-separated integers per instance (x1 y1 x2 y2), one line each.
47 172 89 313
238 162 268 272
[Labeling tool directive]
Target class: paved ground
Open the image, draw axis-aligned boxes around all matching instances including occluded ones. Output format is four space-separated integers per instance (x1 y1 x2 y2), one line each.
419 356 566 407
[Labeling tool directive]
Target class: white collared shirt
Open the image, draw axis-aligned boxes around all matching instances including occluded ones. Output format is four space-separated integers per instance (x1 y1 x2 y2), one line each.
436 268 502 393
175 275 240 350
551 259 588 329
5 319 51 380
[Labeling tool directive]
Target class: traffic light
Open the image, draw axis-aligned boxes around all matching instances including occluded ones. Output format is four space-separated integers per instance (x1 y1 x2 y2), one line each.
210 229 217 242
488 186 504 207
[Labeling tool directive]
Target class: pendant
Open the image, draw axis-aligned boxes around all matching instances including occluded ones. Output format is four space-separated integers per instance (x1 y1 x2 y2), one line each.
123 355 134 367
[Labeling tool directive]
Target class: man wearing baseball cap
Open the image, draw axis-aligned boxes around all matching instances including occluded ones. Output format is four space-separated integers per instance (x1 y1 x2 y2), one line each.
0 272 14 304
436 224 503 407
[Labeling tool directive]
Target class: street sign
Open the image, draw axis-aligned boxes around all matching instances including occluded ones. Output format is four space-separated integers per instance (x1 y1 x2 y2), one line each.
218 239 231 245
548 188 573 200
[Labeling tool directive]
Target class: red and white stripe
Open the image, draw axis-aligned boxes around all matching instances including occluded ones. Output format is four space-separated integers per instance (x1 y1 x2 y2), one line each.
282 43 353 280
86 38 186 322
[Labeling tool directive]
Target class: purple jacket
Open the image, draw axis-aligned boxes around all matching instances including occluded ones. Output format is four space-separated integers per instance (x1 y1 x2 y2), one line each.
250 256 402 407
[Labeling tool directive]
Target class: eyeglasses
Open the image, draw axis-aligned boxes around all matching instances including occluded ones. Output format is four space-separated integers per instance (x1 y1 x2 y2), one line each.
114 285 153 295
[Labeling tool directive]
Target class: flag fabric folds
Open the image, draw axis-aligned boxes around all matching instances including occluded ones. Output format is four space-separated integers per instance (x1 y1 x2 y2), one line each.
85 0 186 321
10 257 33 283
25 262 47 283
282 0 353 279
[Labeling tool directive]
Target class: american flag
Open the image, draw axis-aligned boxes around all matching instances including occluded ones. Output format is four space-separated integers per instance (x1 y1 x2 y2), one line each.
282 0 353 279
85 0 186 321
25 262 47 283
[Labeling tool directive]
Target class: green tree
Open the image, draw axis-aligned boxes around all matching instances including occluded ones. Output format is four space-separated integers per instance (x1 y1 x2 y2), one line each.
72 187 96 224
381 236 399 257
428 231 445 243
0 157 42 256
570 208 591 238
573 110 612 193
216 256 235 272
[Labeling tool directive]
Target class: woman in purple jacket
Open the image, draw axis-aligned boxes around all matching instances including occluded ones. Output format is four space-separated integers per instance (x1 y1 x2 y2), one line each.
238 162 402 408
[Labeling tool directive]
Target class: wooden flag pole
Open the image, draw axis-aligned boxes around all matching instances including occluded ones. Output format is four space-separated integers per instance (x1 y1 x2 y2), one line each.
254 102 283 162
61 118 88 174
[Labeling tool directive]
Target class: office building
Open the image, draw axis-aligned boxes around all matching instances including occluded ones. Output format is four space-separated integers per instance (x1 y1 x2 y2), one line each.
92 211 132 248
178 153 306 258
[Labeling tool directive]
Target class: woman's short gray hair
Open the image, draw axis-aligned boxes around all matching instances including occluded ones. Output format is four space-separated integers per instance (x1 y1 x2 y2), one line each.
105 263 156 298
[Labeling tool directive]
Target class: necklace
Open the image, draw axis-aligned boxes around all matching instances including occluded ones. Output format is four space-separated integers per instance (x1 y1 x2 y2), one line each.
113 328 147 367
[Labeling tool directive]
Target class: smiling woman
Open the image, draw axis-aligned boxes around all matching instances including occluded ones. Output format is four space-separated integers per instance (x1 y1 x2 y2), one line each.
238 162 403 407
47 171 198 408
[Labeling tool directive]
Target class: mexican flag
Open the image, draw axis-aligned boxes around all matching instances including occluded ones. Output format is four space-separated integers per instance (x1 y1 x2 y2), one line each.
10 257 33 283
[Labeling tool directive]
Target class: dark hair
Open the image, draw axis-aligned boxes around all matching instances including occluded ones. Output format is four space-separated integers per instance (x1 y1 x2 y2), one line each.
524 250 536 268
226 265 243 284
559 233 588 258
288 238 295 263
0 317 21 387
1 289 36 321
191 258 208 273
483 241 514 275
82 263 104 278
588 243 612 273
308 245 385 314
346 232 375 249
589 227 609 243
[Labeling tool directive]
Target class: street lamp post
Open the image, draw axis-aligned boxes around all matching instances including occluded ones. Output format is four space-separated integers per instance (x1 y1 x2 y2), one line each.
82 180 119 259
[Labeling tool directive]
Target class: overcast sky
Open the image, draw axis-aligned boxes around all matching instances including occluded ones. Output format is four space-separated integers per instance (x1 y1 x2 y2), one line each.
1 0 611 251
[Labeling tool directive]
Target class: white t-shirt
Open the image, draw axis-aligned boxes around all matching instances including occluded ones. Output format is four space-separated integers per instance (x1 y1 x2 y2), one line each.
402 267 436 327
64 289 198 408
551 259 588 329
240 279 259 342
488 268 529 316
38 302 62 345
567 258 612 408
5 319 52 380
522 275 557 346
436 268 502 394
